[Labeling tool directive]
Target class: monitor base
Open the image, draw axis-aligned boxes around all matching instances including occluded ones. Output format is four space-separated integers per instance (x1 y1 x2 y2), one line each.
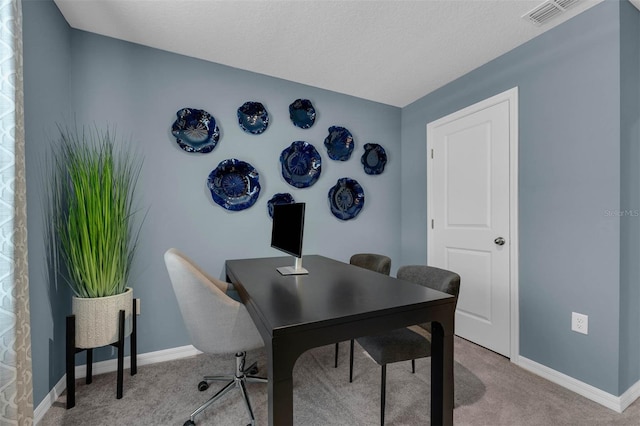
276 266 309 276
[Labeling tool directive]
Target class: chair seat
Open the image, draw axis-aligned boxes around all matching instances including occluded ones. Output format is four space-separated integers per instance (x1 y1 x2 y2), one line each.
357 328 431 366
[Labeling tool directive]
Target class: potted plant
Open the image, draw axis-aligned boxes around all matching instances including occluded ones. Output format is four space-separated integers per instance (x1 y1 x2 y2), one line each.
47 125 144 348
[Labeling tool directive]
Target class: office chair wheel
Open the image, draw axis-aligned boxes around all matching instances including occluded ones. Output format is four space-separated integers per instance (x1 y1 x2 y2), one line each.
183 420 195 426
197 381 209 391
248 366 259 375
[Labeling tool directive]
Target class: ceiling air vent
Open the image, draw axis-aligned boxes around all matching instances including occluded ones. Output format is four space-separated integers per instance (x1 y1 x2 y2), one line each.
522 0 581 26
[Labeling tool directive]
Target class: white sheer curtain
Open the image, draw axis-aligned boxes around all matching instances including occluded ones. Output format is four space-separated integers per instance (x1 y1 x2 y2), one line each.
0 0 33 424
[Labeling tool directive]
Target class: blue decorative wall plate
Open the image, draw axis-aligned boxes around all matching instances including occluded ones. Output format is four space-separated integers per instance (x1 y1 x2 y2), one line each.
328 177 365 220
324 126 354 161
207 159 260 211
289 99 316 129
361 143 387 175
267 193 295 218
237 101 269 134
280 141 322 188
171 108 220 153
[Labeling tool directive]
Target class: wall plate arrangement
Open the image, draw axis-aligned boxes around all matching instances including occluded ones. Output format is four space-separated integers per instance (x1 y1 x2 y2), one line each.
361 143 387 175
171 107 220 153
207 158 260 211
267 193 295 218
280 141 322 188
289 99 316 129
324 126 354 161
328 177 365 220
237 101 269 134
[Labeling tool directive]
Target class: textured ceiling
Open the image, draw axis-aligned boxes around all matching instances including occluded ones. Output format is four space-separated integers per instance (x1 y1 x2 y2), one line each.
54 0 606 107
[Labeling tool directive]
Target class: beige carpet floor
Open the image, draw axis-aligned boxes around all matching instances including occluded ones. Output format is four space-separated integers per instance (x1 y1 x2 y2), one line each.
39 335 640 425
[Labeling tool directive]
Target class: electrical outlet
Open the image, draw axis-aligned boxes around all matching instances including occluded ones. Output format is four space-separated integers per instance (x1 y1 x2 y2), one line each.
136 298 141 315
571 312 588 335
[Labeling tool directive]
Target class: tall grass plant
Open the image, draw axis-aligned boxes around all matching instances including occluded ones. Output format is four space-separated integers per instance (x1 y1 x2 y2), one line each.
47 125 143 298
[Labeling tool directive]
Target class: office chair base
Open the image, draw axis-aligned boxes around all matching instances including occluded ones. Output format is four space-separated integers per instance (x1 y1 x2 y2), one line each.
186 351 267 426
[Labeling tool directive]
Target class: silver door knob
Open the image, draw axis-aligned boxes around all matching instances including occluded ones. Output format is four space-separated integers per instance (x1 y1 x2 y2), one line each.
494 237 506 246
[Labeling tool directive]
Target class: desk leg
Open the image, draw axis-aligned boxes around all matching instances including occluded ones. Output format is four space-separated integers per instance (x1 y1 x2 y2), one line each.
431 321 454 426
267 339 297 426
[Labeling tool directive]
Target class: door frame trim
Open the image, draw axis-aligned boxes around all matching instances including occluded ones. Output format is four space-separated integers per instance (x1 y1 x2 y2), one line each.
426 87 519 361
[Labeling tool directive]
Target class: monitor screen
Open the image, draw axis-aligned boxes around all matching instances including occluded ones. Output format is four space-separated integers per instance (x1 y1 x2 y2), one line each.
271 202 306 258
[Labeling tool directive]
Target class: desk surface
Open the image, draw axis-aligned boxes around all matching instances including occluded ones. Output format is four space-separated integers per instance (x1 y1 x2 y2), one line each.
225 254 455 426
226 255 454 337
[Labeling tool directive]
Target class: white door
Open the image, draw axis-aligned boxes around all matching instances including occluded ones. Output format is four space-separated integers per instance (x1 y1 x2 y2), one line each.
427 88 518 358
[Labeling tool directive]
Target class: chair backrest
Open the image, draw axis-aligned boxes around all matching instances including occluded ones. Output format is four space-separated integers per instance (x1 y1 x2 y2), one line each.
397 265 461 333
163 248 263 354
349 253 391 275
396 265 460 298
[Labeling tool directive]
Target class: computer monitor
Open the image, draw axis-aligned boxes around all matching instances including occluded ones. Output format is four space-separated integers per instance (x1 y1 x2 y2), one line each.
271 202 308 275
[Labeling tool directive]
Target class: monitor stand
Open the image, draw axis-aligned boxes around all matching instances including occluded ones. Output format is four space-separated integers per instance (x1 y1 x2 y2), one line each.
276 256 309 276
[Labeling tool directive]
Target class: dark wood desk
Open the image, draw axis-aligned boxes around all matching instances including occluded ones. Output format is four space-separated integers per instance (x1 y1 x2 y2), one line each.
226 255 455 425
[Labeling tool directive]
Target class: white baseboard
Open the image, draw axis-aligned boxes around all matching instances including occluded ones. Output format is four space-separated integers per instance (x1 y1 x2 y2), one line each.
516 356 640 413
34 345 201 425
619 378 640 412
34 375 66 424
71 344 202 378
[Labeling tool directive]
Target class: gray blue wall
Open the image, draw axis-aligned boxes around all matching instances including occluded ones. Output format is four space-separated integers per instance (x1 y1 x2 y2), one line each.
23 0 72 408
23 0 401 407
619 0 640 393
68 28 402 354
23 0 640 410
401 0 639 396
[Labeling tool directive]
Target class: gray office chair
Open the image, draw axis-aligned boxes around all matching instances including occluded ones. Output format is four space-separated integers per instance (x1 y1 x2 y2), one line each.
164 248 267 426
350 264 460 425
334 253 391 369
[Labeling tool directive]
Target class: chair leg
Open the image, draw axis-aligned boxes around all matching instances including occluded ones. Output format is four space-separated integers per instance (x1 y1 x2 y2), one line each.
188 351 267 425
349 339 355 383
203 374 235 382
189 380 235 422
246 376 268 384
381 364 386 426
334 342 339 368
243 360 259 375
411 359 415 373
238 378 256 425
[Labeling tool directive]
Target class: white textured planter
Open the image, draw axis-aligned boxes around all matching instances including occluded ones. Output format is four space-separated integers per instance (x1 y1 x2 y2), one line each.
72 287 133 349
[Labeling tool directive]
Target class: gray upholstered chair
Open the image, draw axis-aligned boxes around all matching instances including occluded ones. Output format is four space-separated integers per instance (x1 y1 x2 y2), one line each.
164 248 267 426
350 264 460 425
334 253 392 369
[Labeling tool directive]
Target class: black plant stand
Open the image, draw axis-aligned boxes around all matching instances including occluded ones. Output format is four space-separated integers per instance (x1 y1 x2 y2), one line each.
66 297 138 409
